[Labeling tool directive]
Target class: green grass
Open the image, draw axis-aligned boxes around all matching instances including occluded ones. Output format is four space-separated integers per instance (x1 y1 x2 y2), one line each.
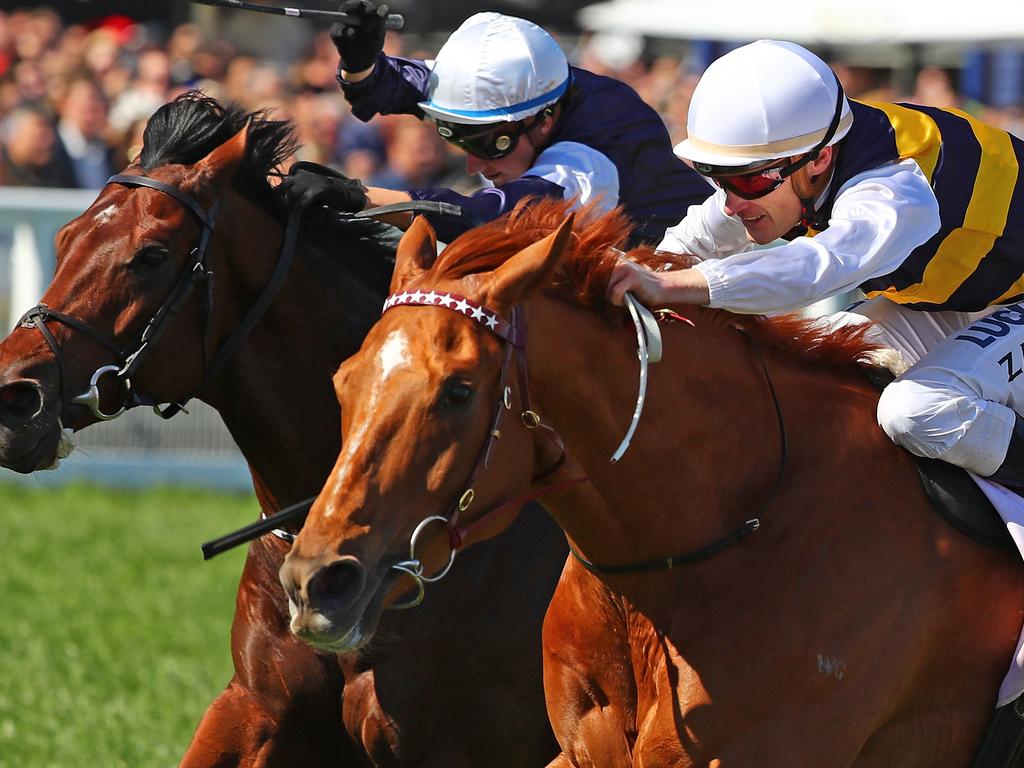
0 483 257 767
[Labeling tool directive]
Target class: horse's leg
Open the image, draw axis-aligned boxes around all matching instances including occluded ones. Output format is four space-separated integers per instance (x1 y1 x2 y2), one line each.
542 560 636 768
181 543 368 768
180 679 277 767
182 676 369 768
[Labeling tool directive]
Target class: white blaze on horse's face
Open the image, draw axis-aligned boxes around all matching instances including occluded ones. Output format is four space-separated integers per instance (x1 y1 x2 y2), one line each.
93 204 118 226
327 329 413 518
377 330 412 383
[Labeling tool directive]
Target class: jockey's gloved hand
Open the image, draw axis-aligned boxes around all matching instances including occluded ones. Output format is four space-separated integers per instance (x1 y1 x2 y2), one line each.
331 0 389 73
278 163 368 213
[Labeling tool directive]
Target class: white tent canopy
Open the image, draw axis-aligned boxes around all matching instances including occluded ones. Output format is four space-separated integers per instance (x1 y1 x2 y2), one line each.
577 0 1024 45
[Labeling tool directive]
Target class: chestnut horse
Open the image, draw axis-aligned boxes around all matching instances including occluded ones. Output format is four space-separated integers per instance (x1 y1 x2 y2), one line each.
0 94 564 766
282 200 1024 767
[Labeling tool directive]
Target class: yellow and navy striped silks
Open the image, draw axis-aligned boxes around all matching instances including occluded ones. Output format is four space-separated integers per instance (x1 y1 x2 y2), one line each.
807 100 1024 311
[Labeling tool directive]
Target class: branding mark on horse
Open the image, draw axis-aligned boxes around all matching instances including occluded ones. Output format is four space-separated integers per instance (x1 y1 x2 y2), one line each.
817 654 846 680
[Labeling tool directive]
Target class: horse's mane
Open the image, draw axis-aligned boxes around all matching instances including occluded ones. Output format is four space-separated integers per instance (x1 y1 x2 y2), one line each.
140 91 294 195
139 91 398 291
434 198 879 368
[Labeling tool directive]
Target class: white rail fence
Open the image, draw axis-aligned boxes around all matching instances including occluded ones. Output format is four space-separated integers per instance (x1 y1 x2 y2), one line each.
0 187 250 491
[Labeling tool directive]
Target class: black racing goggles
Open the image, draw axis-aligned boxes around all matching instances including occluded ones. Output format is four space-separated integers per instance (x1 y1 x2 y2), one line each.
434 117 538 161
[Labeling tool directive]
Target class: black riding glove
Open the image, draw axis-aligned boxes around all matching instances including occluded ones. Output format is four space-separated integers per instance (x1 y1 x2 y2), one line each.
278 164 368 213
331 0 389 73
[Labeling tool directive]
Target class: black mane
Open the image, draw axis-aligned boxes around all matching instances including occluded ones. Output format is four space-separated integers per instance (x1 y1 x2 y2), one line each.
139 91 294 197
139 91 398 289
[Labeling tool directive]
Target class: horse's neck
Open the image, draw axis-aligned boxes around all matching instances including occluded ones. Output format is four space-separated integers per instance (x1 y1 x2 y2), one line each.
525 298 806 569
202 195 386 511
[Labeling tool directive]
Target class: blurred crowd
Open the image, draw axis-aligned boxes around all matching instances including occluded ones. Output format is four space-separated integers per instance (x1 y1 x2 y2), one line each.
1 6 1023 192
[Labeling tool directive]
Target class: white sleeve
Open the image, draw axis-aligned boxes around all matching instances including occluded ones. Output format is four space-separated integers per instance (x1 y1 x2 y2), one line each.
692 159 942 315
657 187 752 260
524 141 620 215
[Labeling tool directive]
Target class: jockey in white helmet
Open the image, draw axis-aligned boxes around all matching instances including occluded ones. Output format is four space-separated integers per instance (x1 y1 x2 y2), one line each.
608 39 1024 489
279 6 711 246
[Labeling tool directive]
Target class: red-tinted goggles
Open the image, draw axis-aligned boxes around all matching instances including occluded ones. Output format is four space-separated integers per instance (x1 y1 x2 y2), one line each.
703 161 794 200
697 72 847 201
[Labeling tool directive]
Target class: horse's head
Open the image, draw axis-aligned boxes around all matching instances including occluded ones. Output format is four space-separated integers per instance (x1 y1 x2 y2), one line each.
280 209 575 653
0 93 288 473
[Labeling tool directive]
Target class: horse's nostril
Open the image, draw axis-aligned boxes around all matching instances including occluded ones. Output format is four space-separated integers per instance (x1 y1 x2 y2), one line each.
307 559 366 615
0 381 43 423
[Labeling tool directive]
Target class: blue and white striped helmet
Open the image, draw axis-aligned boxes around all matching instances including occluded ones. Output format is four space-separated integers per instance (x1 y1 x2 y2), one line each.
418 13 570 126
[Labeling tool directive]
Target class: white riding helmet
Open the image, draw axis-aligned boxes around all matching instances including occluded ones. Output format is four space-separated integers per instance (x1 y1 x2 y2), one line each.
418 12 571 126
675 40 854 171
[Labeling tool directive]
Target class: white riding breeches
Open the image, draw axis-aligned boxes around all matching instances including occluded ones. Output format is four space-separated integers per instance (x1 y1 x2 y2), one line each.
828 297 1024 476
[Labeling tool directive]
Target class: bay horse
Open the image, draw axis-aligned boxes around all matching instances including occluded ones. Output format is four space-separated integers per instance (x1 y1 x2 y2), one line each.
0 93 565 766
281 199 1024 767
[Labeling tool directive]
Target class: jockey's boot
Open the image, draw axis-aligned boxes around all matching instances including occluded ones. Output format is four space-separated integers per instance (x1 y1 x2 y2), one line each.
986 413 1024 489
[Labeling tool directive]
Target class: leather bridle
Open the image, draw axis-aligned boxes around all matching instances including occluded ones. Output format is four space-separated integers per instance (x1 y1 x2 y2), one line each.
380 292 786 603
19 172 302 422
20 173 466 425
378 289 583 609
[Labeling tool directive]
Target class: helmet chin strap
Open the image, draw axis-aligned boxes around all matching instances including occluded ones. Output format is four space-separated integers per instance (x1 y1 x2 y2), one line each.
525 105 558 161
786 149 835 234
785 72 846 235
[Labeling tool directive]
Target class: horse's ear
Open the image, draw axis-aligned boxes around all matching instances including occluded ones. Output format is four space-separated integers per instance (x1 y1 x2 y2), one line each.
482 214 575 313
191 122 249 197
391 215 438 293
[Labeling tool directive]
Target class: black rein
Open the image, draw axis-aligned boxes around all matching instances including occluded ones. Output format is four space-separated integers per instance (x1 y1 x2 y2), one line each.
567 330 788 575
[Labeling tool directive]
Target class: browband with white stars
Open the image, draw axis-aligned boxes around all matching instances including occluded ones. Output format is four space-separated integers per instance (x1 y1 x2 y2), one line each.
382 291 518 345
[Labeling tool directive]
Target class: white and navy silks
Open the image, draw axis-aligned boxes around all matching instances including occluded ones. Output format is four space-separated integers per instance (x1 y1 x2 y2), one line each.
339 58 712 245
660 113 1024 477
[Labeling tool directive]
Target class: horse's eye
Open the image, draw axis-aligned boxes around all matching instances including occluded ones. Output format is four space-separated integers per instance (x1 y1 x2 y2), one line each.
443 381 473 406
131 245 168 269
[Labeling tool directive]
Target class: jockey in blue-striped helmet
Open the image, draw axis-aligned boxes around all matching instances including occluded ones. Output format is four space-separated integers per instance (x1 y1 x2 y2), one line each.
418 13 571 161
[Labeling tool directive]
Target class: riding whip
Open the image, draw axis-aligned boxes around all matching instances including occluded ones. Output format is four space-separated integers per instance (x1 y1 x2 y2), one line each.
184 0 405 29
201 497 313 560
